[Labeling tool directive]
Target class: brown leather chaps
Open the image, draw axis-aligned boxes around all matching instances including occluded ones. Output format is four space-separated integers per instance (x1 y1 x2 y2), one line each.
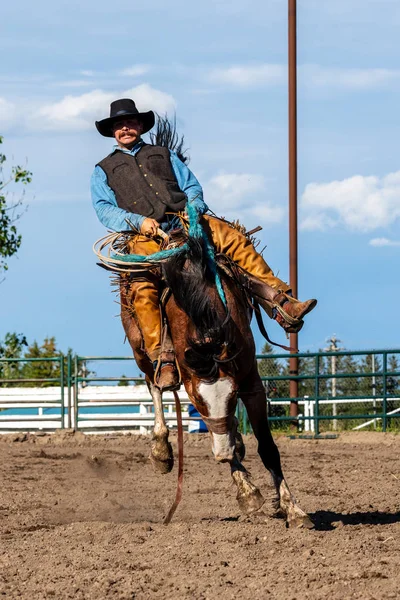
125 215 290 362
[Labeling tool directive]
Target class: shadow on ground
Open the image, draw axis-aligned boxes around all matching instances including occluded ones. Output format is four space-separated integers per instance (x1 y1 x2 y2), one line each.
310 510 400 531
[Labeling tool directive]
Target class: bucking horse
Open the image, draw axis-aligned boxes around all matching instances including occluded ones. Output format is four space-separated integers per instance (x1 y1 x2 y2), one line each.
108 219 313 529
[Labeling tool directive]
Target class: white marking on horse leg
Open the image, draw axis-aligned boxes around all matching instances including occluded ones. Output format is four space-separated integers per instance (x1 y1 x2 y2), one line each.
212 433 235 462
198 378 235 461
149 382 167 438
149 382 173 473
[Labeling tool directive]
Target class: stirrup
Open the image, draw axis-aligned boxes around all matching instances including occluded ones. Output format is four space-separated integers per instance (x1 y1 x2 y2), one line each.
272 292 317 333
153 357 181 392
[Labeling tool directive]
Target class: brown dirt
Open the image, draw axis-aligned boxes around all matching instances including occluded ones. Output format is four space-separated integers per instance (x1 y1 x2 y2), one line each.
0 430 399 600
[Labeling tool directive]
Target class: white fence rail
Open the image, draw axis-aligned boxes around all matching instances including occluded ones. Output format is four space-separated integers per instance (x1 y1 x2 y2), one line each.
0 386 197 433
0 387 398 433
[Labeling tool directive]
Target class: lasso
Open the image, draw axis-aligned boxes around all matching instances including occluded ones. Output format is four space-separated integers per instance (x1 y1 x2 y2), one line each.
93 201 227 306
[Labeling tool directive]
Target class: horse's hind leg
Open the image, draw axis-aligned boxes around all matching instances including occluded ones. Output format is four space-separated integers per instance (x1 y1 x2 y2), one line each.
230 455 265 515
148 382 174 474
226 416 264 515
240 366 313 529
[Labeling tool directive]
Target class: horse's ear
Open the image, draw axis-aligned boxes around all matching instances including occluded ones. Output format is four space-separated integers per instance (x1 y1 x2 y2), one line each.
149 113 189 164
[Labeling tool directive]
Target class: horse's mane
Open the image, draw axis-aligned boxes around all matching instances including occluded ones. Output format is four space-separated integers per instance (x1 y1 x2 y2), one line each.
149 114 189 164
163 236 237 380
151 115 237 379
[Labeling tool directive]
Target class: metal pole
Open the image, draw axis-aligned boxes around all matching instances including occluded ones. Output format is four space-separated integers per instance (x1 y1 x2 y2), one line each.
314 354 320 436
372 353 377 429
67 352 72 429
288 0 299 420
332 352 337 430
60 355 65 430
383 352 387 432
324 336 342 431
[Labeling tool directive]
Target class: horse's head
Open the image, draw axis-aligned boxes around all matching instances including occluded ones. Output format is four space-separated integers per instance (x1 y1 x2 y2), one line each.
191 375 239 462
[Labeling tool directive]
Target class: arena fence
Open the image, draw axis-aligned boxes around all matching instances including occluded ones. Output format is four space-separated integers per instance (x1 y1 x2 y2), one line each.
255 348 400 434
0 349 399 434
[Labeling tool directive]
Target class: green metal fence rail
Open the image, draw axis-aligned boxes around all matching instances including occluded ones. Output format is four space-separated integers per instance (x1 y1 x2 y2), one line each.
249 348 400 435
1 349 399 433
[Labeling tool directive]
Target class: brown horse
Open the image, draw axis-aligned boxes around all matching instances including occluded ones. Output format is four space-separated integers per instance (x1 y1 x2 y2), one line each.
120 234 312 528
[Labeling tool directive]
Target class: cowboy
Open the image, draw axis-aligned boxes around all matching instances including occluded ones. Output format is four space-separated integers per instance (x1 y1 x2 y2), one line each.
92 99 316 390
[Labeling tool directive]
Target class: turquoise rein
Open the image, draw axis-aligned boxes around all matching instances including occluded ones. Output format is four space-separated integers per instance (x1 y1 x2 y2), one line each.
111 202 227 307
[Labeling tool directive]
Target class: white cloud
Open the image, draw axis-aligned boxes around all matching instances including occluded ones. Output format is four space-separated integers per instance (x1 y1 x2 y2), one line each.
300 170 400 232
206 173 266 208
80 70 95 77
204 62 400 90
206 64 285 88
32 84 175 131
204 173 284 224
369 238 400 247
251 203 286 223
302 64 400 89
119 64 151 77
0 97 16 128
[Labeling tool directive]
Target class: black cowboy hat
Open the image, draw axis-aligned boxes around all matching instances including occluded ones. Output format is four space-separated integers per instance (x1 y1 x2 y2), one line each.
95 98 155 138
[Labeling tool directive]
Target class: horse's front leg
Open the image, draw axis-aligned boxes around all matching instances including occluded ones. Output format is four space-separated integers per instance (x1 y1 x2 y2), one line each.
148 381 174 474
240 366 313 528
209 415 265 515
230 454 265 515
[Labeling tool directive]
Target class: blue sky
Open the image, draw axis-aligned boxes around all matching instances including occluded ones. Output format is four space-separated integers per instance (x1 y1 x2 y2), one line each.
1 0 399 362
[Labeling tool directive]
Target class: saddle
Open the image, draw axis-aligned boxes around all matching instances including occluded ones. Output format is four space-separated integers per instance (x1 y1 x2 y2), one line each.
215 254 297 352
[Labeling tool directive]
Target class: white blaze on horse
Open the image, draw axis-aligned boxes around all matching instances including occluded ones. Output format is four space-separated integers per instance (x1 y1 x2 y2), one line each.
120 233 313 528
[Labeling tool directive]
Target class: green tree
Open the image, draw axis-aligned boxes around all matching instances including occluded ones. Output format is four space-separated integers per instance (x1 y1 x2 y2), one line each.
0 332 28 385
278 350 329 400
386 355 400 417
22 337 61 386
0 333 96 387
257 342 287 425
359 354 383 398
0 136 32 276
387 355 400 393
334 353 361 397
258 342 285 396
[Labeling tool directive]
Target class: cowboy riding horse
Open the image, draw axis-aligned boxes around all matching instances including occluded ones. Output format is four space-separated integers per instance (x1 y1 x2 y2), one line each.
92 99 316 527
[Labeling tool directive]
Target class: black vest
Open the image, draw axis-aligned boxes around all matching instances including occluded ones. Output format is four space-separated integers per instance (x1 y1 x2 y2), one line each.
97 144 188 221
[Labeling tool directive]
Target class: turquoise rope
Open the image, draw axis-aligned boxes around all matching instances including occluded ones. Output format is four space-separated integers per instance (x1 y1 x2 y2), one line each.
111 202 227 306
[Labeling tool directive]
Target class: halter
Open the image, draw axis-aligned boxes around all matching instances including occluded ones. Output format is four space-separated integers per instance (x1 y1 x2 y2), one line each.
199 409 236 435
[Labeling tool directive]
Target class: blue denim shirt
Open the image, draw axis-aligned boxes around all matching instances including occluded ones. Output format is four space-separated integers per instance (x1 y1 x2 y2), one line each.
91 140 208 232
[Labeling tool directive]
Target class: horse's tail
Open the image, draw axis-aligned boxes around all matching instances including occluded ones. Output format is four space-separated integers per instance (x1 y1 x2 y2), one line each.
162 235 235 380
149 114 189 164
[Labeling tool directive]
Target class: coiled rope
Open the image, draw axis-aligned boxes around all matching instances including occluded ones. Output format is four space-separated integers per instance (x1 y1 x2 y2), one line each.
93 202 227 306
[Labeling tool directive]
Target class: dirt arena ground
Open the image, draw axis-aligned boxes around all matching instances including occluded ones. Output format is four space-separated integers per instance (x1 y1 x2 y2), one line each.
0 430 399 600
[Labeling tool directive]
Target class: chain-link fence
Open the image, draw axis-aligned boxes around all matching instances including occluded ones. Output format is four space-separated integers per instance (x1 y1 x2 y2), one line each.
252 349 400 433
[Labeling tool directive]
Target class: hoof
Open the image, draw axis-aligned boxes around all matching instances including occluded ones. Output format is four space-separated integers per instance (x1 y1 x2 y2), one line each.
286 509 314 529
150 439 174 474
150 453 174 474
236 485 265 515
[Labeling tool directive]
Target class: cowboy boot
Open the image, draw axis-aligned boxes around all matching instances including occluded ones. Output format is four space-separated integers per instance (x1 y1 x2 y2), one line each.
242 275 317 333
154 357 180 392
272 292 317 334
219 263 317 334
204 216 317 333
